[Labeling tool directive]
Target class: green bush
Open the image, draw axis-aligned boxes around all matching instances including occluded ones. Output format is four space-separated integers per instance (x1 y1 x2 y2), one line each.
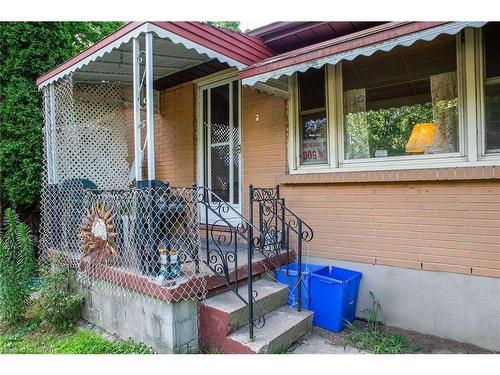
0 208 35 324
35 261 84 331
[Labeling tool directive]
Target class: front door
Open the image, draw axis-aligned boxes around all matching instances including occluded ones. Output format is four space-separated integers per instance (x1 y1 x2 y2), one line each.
198 77 241 225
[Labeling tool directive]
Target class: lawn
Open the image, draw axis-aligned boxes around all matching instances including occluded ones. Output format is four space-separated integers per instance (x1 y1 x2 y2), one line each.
0 320 154 354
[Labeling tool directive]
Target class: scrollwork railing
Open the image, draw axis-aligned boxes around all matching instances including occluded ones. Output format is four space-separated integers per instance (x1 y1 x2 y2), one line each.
195 185 265 338
250 185 314 312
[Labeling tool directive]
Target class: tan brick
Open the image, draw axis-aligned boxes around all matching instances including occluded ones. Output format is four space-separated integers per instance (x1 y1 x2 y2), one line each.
131 82 500 280
376 258 421 270
422 262 471 274
471 268 500 278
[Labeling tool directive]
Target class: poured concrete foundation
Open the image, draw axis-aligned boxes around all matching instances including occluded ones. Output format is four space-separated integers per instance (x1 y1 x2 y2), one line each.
309 257 500 351
79 279 198 353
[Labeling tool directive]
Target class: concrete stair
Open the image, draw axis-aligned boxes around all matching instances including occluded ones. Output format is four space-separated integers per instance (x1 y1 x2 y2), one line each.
199 278 313 354
229 305 313 354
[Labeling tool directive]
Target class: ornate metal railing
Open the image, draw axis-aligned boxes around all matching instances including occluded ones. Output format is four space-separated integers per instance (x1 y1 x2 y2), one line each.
195 185 266 339
250 185 314 312
193 184 314 338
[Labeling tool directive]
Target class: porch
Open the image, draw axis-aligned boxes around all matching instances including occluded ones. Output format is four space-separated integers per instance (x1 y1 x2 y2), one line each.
38 22 313 353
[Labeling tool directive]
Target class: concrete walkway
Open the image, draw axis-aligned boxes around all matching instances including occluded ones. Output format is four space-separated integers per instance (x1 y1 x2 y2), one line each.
291 332 366 354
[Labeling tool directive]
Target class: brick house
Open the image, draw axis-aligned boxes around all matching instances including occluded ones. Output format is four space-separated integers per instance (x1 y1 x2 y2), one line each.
37 21 499 352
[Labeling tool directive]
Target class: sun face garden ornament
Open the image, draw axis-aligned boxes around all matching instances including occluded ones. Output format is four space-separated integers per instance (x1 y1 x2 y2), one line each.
79 203 118 269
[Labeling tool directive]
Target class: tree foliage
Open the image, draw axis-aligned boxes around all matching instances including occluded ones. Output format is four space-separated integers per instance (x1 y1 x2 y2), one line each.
0 22 123 209
206 21 241 32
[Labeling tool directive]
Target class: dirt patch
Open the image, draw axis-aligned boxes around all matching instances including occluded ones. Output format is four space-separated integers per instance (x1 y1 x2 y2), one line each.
310 320 495 354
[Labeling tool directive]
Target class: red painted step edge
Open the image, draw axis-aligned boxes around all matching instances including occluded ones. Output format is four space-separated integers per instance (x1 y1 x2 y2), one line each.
199 251 296 354
199 304 256 354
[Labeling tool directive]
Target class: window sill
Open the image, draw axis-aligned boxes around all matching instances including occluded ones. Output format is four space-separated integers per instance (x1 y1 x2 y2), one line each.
280 165 500 185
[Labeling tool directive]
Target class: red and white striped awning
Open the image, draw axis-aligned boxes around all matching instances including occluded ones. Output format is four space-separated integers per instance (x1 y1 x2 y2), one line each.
37 22 274 89
240 21 487 86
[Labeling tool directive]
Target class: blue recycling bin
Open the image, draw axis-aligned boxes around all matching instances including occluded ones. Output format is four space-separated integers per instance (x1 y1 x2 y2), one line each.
274 262 328 310
310 266 362 332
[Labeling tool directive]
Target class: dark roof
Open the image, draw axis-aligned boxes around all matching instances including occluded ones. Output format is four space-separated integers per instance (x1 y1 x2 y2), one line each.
247 22 385 53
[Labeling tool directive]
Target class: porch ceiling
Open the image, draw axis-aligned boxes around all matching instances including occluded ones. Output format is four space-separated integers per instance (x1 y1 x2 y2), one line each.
72 34 214 84
36 22 275 90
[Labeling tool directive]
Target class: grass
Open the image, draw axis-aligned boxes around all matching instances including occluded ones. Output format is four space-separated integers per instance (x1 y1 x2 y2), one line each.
343 322 421 354
0 320 154 354
343 291 421 354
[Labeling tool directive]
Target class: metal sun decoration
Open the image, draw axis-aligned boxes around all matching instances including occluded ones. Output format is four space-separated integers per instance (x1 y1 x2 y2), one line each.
79 203 118 269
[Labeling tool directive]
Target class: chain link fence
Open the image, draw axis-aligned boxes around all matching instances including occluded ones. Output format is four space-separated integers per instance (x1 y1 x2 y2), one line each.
40 77 207 302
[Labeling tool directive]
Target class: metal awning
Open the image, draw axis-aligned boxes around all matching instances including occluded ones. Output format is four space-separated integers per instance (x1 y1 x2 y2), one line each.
37 22 275 89
240 21 487 86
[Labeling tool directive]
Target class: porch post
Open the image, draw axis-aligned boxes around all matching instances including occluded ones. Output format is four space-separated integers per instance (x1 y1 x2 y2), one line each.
132 37 143 183
145 32 155 183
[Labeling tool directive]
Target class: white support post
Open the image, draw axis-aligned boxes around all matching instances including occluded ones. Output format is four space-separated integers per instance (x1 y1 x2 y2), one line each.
145 32 155 182
43 87 53 184
48 85 58 184
132 37 143 183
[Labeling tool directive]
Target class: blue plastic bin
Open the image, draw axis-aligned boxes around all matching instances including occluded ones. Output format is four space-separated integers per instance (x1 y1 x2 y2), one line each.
310 266 362 332
274 262 328 310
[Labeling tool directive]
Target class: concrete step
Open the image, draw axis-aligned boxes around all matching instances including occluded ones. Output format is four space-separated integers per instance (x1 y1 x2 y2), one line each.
204 250 296 295
228 305 313 354
200 278 288 335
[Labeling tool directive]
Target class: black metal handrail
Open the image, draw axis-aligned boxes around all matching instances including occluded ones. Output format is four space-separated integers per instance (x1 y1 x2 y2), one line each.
194 185 266 339
250 185 314 312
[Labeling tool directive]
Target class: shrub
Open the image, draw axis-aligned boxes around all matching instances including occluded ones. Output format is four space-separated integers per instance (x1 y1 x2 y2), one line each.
0 208 35 324
35 260 84 331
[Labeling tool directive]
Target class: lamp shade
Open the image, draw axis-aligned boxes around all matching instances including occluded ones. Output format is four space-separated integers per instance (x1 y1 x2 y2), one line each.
405 123 436 154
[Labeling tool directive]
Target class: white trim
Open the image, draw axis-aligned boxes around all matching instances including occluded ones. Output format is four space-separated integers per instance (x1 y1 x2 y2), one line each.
327 64 339 168
146 24 246 71
288 157 500 175
38 22 247 90
242 22 487 87
287 75 297 173
464 28 479 163
252 82 289 99
132 37 143 182
38 24 149 90
196 76 243 225
288 32 477 174
193 68 238 87
145 32 155 181
476 25 500 161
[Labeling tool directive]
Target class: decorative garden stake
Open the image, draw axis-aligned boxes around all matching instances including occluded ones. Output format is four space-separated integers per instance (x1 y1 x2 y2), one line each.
79 204 118 269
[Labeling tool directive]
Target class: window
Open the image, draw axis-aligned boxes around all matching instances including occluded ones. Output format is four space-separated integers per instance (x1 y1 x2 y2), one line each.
483 22 500 153
288 26 500 174
297 67 328 165
342 35 460 161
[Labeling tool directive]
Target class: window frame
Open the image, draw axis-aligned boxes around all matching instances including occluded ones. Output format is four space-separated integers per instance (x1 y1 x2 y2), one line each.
477 26 500 159
287 32 480 174
292 66 331 168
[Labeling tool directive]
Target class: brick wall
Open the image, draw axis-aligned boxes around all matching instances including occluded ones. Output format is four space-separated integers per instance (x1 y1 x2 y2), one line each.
281 182 500 278
241 87 287 211
126 81 500 279
125 82 196 186
240 87 500 279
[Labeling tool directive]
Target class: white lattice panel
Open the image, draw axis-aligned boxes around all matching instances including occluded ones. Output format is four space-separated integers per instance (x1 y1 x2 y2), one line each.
39 77 207 304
